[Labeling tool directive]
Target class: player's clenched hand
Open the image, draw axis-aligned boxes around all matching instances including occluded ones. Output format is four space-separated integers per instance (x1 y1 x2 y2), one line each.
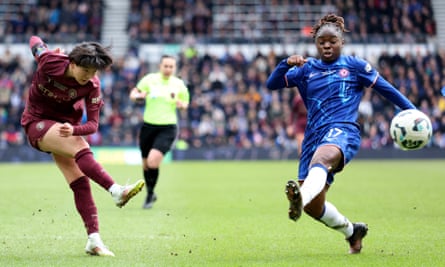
130 89 146 103
287 55 308 67
53 48 64 54
58 122 74 137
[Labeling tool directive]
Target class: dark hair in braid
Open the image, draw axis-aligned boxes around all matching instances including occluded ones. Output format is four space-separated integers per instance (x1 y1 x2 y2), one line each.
68 42 113 70
311 14 349 39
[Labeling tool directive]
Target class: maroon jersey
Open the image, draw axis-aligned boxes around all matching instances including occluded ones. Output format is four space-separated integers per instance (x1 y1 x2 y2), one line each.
21 49 103 136
290 93 307 134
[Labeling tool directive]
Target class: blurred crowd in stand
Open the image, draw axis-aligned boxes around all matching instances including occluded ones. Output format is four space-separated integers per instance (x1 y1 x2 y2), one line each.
126 0 435 44
1 0 436 44
1 0 103 43
1 0 444 151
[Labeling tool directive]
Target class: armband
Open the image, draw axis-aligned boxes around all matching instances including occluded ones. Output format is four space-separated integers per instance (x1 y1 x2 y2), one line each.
31 43 48 58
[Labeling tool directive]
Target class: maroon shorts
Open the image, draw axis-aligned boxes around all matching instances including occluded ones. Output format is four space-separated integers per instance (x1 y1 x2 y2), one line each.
295 118 307 134
23 119 57 151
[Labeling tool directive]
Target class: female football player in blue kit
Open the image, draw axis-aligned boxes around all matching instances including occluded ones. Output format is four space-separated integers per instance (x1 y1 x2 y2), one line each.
266 14 416 254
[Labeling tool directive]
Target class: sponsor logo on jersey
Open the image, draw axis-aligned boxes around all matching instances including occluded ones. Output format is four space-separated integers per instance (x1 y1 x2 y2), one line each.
54 81 67 91
321 70 337 76
68 89 77 99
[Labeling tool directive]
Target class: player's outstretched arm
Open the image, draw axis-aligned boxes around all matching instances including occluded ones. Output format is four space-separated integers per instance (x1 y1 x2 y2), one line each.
372 76 416 110
29 36 48 62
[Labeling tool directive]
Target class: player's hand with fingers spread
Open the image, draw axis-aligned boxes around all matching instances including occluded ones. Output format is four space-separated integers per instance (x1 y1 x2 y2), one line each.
287 55 308 67
59 122 74 137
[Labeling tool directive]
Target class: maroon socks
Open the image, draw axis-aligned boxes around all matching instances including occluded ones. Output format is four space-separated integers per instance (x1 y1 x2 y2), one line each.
70 176 99 235
74 148 114 190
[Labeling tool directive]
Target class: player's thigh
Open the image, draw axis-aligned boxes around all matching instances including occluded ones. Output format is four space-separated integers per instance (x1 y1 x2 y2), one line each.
52 153 85 184
147 128 176 166
310 145 343 171
312 125 360 172
39 122 89 157
152 127 177 154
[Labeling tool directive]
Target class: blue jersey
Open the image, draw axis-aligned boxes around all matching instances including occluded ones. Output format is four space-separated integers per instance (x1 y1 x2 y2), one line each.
284 55 414 133
266 55 415 182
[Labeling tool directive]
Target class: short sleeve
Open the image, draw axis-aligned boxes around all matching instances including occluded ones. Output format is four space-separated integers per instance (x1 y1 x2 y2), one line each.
354 57 379 88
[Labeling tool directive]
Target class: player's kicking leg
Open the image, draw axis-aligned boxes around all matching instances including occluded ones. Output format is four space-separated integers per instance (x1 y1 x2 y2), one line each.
346 222 368 254
111 179 145 208
318 201 368 254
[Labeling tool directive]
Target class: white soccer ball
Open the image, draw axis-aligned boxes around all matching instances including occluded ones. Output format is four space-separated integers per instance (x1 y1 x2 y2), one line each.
389 109 432 150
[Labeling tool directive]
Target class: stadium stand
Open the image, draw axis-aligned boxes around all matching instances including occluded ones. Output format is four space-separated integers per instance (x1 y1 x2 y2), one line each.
1 0 445 161
126 0 435 44
0 0 104 43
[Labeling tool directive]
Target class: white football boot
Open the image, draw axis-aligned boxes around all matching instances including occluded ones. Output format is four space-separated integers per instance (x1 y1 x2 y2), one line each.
112 179 145 208
85 233 115 257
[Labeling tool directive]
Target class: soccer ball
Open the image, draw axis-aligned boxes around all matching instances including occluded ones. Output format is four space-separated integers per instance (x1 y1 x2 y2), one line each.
389 109 432 150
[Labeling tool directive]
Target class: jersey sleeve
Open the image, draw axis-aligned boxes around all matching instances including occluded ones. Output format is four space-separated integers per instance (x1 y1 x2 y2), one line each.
136 74 152 93
285 66 305 88
354 57 416 110
72 78 103 136
372 76 416 110
178 80 190 104
29 36 48 62
354 57 379 87
266 59 292 90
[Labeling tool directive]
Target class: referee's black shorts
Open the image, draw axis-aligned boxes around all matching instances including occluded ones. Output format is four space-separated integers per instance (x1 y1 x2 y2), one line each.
139 123 177 157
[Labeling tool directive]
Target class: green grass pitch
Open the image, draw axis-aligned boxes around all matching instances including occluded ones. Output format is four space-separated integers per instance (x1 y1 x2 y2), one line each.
1 160 444 267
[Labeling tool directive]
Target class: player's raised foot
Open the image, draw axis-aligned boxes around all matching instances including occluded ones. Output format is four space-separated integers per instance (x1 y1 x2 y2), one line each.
143 193 157 209
113 179 145 208
285 180 303 221
85 234 115 257
346 222 368 254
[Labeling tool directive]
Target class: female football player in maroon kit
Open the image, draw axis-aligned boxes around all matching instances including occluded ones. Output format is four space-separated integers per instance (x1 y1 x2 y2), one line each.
21 36 145 256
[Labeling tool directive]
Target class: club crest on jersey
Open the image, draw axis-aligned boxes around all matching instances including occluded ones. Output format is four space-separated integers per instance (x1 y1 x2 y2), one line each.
68 89 77 98
339 68 349 78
